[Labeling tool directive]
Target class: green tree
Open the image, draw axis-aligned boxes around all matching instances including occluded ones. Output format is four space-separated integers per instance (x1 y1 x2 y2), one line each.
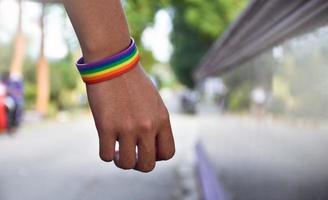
170 0 248 88
124 0 169 70
49 53 79 110
0 44 12 73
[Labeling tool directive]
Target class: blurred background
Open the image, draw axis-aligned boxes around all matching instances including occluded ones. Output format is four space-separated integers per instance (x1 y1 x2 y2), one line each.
0 0 328 200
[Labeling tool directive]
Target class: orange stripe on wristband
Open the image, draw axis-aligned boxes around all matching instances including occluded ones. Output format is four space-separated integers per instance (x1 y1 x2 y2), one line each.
82 54 140 84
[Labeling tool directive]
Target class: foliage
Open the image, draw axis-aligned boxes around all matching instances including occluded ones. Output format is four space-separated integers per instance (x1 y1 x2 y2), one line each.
124 0 169 41
23 54 79 110
180 0 248 38
274 34 328 119
23 58 37 109
170 7 212 88
124 0 169 71
0 43 12 73
223 51 275 111
227 82 251 111
49 53 79 110
2 1 251 112
170 0 249 88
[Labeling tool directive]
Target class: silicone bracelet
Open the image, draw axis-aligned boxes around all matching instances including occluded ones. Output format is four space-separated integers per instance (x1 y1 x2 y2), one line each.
76 38 140 84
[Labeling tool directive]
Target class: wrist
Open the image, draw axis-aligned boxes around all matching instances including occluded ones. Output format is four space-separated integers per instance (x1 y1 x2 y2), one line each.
76 38 140 84
82 36 131 63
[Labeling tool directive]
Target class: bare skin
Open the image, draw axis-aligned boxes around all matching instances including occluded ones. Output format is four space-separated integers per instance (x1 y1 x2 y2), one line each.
62 0 175 172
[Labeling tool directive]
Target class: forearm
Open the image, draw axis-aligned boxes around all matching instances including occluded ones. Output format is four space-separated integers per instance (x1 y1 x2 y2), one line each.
62 0 131 63
62 0 175 172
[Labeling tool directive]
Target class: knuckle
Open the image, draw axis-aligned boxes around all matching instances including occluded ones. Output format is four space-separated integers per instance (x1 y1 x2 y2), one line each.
159 110 170 123
95 121 115 134
96 123 116 135
137 119 153 132
121 120 135 133
99 127 115 136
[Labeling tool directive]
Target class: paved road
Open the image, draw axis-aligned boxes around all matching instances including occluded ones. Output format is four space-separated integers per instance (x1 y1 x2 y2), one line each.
0 115 198 200
1 113 328 200
198 115 328 200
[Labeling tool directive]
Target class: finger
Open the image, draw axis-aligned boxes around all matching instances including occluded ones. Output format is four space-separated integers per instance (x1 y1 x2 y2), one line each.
98 131 117 162
114 134 137 170
156 120 175 161
135 136 156 173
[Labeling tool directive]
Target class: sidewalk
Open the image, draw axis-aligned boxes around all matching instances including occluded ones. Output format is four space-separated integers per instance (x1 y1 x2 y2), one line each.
1 113 328 200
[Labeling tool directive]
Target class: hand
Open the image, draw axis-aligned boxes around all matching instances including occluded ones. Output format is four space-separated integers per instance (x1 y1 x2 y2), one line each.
86 64 175 172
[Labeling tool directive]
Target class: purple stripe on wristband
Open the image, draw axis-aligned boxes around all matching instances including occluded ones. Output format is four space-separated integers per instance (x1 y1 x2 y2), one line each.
76 38 135 71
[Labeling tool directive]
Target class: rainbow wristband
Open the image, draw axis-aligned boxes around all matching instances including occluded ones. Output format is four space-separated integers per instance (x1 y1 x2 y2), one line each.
76 38 140 84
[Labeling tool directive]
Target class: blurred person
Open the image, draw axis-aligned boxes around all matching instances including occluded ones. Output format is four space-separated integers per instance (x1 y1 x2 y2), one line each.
250 86 267 117
63 0 175 172
1 71 24 133
203 78 227 112
180 89 198 114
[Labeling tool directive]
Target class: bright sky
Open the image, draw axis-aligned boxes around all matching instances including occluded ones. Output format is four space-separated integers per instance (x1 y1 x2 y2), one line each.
142 10 173 63
0 0 172 62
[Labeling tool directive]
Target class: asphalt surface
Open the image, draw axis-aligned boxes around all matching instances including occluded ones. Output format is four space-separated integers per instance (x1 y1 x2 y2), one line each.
0 115 195 200
1 113 328 200
199 115 328 200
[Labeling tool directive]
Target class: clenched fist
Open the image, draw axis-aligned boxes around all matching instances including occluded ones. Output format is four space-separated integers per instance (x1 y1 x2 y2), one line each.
86 64 175 172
